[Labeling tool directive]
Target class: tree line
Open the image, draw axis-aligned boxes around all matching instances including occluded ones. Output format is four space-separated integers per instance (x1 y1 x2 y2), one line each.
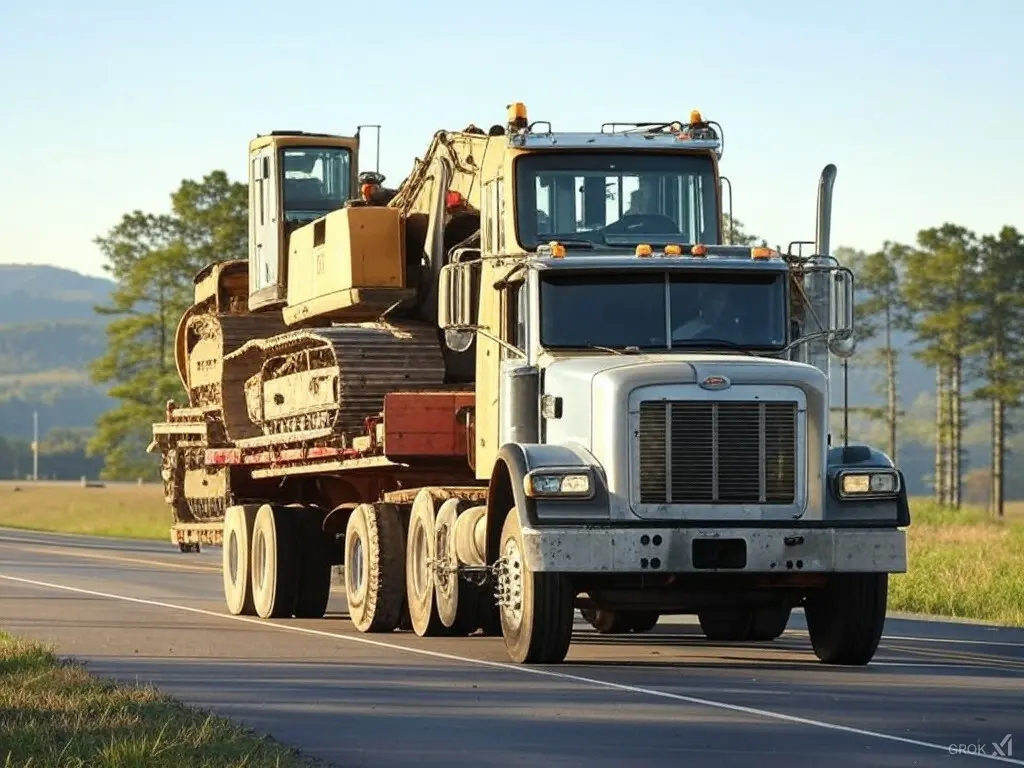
841 225 1024 517
88 172 247 480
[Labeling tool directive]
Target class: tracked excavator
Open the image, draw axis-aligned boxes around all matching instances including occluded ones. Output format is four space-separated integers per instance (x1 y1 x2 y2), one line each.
150 103 911 666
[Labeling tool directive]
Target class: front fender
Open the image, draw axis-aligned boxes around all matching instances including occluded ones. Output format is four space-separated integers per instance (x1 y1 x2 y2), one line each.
485 442 612 564
825 443 911 527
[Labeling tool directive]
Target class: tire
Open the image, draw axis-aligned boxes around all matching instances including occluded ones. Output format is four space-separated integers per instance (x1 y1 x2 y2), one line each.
699 605 790 642
345 502 406 633
497 507 575 664
222 504 258 616
406 490 449 637
805 574 888 665
581 608 631 634
471 580 503 636
434 498 481 635
698 607 753 641
748 606 791 641
581 608 660 634
292 506 333 619
628 611 661 633
250 504 301 619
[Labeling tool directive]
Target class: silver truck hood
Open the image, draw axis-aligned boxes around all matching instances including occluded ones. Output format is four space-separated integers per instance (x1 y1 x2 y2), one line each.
541 353 828 522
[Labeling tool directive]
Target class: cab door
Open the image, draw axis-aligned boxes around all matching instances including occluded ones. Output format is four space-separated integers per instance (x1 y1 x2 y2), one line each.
249 146 284 309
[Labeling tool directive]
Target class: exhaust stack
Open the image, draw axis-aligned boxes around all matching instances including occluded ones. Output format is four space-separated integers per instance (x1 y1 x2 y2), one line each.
815 163 837 257
804 164 838 378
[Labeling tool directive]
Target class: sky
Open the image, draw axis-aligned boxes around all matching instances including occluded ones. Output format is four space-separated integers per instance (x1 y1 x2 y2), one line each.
1 0 1021 280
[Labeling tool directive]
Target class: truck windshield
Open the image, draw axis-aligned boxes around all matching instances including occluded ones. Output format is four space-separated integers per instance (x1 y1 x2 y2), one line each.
538 271 788 351
281 146 353 223
514 152 719 250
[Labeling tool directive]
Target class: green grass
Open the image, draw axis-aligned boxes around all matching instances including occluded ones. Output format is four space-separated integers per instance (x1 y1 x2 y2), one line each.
0 631 318 768
889 498 1024 627
0 482 169 540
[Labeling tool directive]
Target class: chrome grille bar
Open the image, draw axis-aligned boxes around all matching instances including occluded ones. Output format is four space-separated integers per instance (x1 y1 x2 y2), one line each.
637 400 797 505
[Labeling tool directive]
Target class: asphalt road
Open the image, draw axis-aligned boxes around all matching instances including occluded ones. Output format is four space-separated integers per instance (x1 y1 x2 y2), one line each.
1 527 1022 767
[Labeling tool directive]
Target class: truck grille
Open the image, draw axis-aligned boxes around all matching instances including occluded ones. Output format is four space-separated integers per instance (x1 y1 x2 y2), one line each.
637 400 798 505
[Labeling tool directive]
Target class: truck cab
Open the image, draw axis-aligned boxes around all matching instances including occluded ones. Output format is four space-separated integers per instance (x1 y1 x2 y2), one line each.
437 105 909 665
247 131 360 311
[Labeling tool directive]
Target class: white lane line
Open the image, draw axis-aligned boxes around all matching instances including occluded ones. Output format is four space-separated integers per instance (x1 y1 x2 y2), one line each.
1 574 1021 765
882 635 1024 649
775 626 1023 649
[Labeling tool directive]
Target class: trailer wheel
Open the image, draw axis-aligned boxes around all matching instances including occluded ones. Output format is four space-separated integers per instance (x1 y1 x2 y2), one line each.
222 504 258 616
748 605 791 641
293 506 333 619
345 502 406 633
628 611 661 633
471 578 502 636
497 506 574 663
805 574 888 665
406 490 451 636
698 605 790 642
580 608 660 634
698 607 753 641
434 498 482 635
251 504 300 619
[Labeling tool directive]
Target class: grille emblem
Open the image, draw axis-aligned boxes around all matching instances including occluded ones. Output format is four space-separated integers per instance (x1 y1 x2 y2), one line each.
699 374 731 391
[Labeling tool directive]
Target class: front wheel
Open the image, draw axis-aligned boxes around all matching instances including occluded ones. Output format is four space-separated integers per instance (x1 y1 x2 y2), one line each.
805 573 888 665
496 507 574 664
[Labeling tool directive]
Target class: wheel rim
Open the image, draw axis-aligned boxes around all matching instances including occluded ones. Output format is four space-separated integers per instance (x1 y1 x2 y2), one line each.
349 531 366 602
499 536 524 629
253 529 267 592
411 521 429 599
227 529 240 588
435 523 451 596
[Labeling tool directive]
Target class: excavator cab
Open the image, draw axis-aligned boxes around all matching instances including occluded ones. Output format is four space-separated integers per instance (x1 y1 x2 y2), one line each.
247 131 360 311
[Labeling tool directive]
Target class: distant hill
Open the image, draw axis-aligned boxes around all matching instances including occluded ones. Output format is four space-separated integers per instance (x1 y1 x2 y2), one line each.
0 265 115 441
0 264 114 325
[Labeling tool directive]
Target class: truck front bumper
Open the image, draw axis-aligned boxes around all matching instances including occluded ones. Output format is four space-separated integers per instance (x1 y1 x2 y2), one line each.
519 525 907 574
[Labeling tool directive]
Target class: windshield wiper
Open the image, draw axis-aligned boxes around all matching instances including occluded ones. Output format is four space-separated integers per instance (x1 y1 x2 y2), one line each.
670 338 755 356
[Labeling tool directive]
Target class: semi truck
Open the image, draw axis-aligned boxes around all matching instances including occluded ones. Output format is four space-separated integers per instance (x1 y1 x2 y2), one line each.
149 103 911 665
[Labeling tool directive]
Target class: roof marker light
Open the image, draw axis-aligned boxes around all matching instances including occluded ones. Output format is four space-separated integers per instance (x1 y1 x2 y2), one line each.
635 244 653 257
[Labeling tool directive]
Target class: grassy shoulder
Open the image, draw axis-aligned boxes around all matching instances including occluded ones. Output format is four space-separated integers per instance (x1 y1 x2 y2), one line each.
0 631 317 768
889 498 1024 627
0 482 169 540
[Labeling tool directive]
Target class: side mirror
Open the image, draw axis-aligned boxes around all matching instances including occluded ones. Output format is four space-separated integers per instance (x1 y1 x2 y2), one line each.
827 266 856 358
436 263 474 353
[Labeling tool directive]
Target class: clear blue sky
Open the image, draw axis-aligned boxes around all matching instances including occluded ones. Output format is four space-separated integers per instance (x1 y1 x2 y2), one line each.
1 0 1020 279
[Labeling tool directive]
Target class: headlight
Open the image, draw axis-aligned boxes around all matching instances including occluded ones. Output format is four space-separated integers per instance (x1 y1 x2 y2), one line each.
523 469 593 498
837 470 899 498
